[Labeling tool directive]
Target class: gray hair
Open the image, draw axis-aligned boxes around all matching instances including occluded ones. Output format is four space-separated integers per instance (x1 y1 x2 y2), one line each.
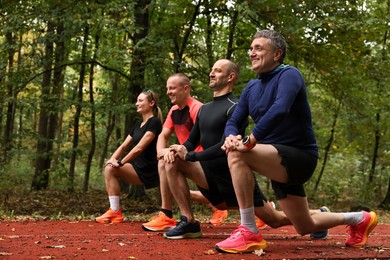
254 30 287 63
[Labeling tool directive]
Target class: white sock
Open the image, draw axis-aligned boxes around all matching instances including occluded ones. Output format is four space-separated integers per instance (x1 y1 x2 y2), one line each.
109 196 120 212
343 212 364 225
240 207 258 233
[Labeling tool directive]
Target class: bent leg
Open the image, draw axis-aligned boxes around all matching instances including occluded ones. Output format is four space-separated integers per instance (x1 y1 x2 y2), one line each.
278 195 344 235
158 160 174 211
165 160 205 222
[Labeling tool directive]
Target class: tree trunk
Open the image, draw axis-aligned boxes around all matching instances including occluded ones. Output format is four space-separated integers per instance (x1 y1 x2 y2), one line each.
126 0 152 198
313 99 342 193
32 21 55 190
84 33 100 192
379 178 390 210
172 1 201 72
49 21 66 168
226 3 239 60
68 25 89 192
369 111 380 183
2 30 16 162
204 0 213 69
99 74 119 170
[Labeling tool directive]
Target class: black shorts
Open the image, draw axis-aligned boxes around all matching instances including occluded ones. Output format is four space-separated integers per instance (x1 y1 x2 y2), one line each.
198 157 267 208
271 144 318 199
130 162 159 189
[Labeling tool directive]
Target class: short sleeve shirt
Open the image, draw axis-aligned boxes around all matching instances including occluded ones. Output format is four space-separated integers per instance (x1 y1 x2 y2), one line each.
130 116 162 171
163 97 203 150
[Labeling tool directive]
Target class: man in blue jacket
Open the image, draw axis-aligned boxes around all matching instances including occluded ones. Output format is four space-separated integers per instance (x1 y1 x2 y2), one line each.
218 29 378 254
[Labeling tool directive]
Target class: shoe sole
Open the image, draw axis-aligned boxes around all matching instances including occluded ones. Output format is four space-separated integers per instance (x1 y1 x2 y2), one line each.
95 219 110 224
141 224 175 232
257 224 268 230
216 239 267 254
163 232 202 240
347 211 378 248
95 217 124 224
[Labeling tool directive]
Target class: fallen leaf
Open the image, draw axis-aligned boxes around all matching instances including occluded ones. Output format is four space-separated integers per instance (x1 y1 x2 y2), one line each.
204 249 215 255
0 252 13 256
46 245 66 248
118 242 127 246
253 249 265 256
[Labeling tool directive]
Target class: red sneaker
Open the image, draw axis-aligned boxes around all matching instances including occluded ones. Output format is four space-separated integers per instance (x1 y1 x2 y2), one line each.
345 211 378 247
142 211 176 232
209 210 228 226
215 225 267 254
95 208 124 224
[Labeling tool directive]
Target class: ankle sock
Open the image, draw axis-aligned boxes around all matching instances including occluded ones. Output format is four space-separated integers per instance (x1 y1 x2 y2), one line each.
109 196 120 212
343 212 364 225
161 208 173 219
240 207 258 233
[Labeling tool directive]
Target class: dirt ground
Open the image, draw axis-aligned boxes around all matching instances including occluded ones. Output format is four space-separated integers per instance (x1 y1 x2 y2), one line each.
1 220 389 260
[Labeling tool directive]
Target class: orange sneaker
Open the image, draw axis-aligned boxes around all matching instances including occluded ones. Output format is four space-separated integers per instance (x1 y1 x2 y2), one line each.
256 201 275 229
209 210 228 226
95 208 124 224
142 211 176 231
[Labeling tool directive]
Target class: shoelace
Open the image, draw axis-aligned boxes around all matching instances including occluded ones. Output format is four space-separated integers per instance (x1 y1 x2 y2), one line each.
175 220 189 229
229 227 246 239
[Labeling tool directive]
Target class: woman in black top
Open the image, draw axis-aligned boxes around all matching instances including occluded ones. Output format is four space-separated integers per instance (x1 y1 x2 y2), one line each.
96 89 163 224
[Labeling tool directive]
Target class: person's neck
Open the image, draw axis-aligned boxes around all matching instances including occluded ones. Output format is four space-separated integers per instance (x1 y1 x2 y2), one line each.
264 63 281 73
142 112 154 122
213 86 232 97
177 96 190 109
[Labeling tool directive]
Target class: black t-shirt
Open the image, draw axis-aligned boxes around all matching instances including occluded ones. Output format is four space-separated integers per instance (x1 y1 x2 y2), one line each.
129 116 162 171
184 93 247 161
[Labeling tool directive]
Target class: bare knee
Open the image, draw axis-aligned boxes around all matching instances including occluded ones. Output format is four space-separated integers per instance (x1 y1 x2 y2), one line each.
104 165 117 179
227 151 242 166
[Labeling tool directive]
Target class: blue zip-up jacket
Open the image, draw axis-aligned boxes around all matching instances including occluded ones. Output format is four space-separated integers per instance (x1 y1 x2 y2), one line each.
224 65 318 158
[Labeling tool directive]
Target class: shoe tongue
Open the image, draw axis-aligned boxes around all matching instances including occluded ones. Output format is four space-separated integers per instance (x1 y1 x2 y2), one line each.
180 215 188 222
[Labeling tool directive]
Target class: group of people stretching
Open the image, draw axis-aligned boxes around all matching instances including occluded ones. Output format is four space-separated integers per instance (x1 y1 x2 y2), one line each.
94 29 378 254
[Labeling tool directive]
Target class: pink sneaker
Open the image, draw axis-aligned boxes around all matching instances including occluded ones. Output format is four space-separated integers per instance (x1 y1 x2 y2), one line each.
345 211 378 247
215 225 267 254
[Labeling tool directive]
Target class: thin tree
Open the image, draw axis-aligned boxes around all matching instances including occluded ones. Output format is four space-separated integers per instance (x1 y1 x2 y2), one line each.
83 33 100 192
32 21 55 190
68 24 89 192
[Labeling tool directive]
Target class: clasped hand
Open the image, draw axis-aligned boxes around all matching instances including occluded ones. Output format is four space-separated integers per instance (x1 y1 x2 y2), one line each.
157 145 187 163
221 134 246 153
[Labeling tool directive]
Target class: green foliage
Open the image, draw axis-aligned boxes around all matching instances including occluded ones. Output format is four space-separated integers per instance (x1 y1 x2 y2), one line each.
0 0 388 209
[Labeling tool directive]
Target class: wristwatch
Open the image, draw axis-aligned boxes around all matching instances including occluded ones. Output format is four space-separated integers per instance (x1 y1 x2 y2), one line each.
117 160 123 166
242 135 256 150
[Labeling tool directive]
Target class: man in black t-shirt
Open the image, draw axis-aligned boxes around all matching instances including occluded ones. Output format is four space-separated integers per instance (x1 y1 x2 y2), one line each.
163 59 282 239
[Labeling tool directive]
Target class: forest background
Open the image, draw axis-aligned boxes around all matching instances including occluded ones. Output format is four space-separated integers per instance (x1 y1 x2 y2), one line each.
0 0 389 220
